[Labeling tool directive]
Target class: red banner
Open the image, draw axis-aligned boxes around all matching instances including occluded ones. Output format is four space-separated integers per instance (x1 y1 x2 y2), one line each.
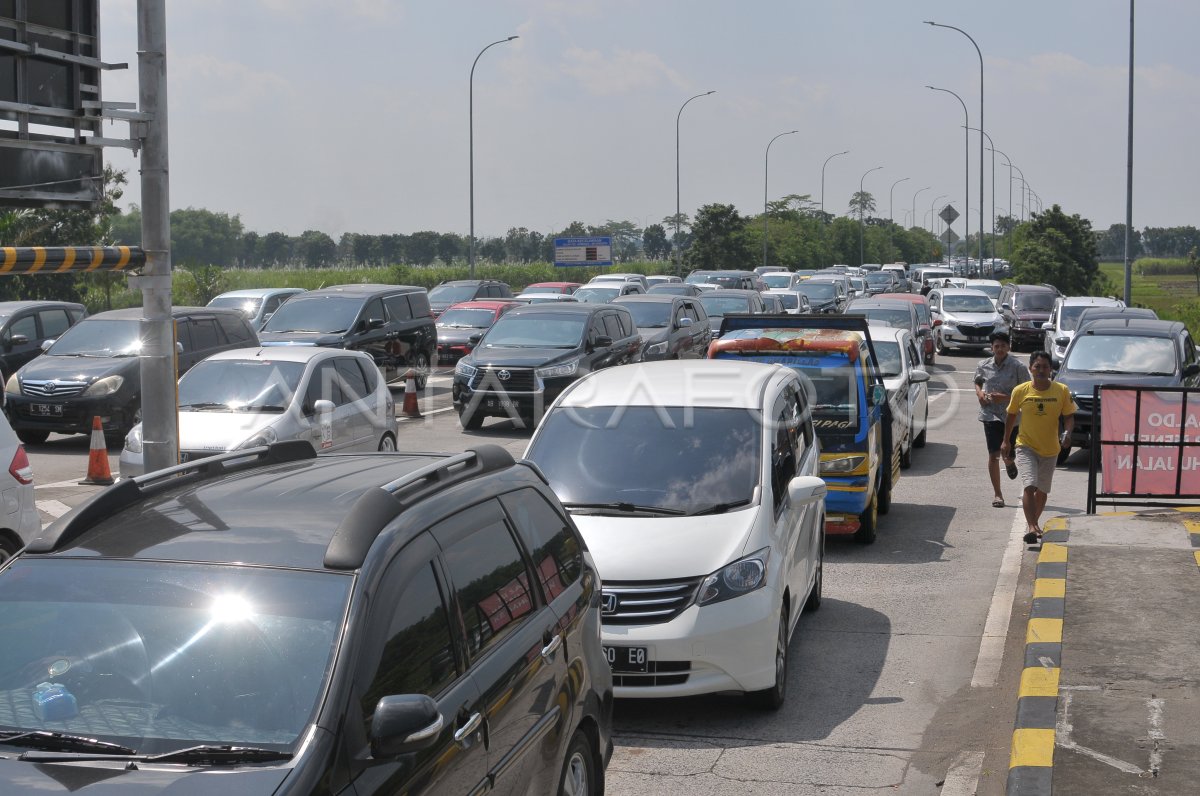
1100 388 1200 494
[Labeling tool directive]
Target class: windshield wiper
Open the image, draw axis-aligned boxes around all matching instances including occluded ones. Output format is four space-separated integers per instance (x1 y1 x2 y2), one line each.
241 404 287 412
18 743 292 766
690 499 752 516
0 730 135 755
180 402 230 410
561 501 686 516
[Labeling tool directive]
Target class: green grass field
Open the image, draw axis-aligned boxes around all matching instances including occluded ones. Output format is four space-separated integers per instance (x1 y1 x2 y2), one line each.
1099 260 1200 332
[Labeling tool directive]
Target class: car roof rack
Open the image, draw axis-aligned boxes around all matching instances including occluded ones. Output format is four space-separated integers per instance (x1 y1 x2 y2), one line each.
26 441 316 554
324 444 515 570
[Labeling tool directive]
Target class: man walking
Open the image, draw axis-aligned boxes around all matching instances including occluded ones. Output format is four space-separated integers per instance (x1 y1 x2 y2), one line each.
974 332 1029 508
1001 350 1076 544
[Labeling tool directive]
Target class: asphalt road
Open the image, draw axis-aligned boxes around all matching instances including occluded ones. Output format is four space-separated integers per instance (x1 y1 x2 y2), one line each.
26 353 1095 795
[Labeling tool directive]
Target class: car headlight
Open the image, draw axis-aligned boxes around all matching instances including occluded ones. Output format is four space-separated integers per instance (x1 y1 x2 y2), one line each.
821 454 866 474
536 359 579 379
696 548 770 606
83 375 124 398
455 360 477 378
941 321 957 332
123 424 143 454
5 373 19 395
239 426 278 449
644 340 668 356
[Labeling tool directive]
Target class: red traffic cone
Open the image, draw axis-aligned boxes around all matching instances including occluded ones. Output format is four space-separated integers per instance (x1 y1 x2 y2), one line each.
79 416 115 486
401 369 422 418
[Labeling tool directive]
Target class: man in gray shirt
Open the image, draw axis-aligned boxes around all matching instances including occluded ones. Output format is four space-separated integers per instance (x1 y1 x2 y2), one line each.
974 331 1031 507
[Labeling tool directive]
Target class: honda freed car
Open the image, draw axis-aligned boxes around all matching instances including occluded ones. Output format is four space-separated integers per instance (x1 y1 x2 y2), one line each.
525 359 826 708
453 302 641 430
0 442 612 794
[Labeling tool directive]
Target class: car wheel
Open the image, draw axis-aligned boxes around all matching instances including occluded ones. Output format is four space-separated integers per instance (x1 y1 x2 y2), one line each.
557 730 595 796
408 351 430 391
377 432 396 452
0 537 19 567
877 468 892 515
16 429 48 445
900 424 913 469
747 606 789 710
914 406 928 448
934 332 947 356
803 531 824 612
855 491 878 545
458 407 483 431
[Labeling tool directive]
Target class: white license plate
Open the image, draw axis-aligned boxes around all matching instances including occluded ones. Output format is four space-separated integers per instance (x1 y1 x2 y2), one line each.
485 398 518 409
603 645 648 673
30 404 62 417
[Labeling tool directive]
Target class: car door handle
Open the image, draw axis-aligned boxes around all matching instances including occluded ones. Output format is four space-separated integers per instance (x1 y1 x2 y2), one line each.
540 633 562 662
454 711 483 747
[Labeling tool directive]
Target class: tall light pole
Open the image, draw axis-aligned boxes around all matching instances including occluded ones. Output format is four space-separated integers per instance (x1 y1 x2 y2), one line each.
1012 164 1028 222
859 165 883 267
930 193 947 254
926 21 985 270
989 147 1014 258
676 90 715 276
763 130 799 269
912 186 931 234
888 177 909 258
469 35 518 279
820 149 849 219
965 126 995 264
1124 0 1135 305
927 85 969 261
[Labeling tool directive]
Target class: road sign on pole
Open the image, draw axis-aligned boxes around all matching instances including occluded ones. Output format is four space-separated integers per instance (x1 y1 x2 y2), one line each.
938 204 960 226
940 229 960 248
554 236 613 267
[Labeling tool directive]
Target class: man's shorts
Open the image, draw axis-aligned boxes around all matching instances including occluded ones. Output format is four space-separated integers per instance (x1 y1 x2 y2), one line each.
1015 446 1057 493
983 420 1018 454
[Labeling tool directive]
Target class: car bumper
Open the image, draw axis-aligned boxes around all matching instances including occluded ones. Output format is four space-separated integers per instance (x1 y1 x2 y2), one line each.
6 393 137 436
823 478 871 534
1009 327 1043 346
939 330 992 350
452 376 572 419
1 481 41 545
602 586 780 698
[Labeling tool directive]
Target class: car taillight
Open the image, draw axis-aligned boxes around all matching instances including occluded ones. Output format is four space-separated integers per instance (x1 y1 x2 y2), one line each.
9 445 32 485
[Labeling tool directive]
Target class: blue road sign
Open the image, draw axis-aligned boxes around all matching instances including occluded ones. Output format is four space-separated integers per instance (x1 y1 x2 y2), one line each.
555 236 613 267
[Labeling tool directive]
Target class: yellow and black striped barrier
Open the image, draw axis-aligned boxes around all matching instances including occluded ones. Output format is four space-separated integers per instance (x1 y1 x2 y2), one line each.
0 246 145 274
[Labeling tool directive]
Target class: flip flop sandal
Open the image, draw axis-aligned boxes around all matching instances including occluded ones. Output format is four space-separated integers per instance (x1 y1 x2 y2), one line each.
992 498 1005 508
1022 530 1042 545
1005 461 1019 480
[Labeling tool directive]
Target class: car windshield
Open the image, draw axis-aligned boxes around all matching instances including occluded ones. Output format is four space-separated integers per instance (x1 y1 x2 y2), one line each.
0 557 350 755
1015 292 1057 312
774 293 799 309
208 296 262 319
48 319 141 356
699 296 750 317
873 341 903 377
622 302 672 328
1060 304 1115 332
853 307 910 328
866 273 892 286
1063 335 1178 376
526 406 761 514
763 273 793 288
262 296 361 334
522 286 560 294
943 295 995 313
797 283 836 299
572 286 619 303
482 314 586 348
429 284 478 304
436 308 496 329
648 284 689 295
968 283 1002 299
178 359 305 411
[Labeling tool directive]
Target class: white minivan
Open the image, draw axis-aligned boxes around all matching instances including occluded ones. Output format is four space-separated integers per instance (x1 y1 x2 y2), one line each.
524 359 826 708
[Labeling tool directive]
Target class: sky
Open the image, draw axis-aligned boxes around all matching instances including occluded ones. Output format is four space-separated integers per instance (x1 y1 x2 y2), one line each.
92 0 1200 241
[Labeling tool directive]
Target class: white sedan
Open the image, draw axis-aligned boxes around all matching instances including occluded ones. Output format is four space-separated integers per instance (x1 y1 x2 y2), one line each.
867 324 931 469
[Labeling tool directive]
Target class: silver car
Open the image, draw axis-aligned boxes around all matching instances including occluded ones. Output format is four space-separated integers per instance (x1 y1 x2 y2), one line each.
928 288 1009 354
0 411 39 564
120 347 396 478
207 287 306 329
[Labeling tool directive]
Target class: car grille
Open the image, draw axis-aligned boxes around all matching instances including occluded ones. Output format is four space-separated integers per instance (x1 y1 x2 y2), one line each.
600 579 701 626
471 367 537 393
21 379 87 398
612 661 691 688
1074 394 1096 413
955 323 994 337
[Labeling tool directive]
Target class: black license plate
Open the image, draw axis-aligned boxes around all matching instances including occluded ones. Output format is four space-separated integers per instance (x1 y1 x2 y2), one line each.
30 403 62 417
602 645 648 673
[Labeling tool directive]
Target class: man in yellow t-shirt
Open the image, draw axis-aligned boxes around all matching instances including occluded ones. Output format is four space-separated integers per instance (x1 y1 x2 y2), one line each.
1000 350 1075 544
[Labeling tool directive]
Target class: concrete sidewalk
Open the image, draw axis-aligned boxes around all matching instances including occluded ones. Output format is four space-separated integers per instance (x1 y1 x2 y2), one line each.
1007 510 1200 795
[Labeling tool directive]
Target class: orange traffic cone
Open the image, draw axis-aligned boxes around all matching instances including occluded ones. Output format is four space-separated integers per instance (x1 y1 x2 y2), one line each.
401 369 422 418
79 416 114 486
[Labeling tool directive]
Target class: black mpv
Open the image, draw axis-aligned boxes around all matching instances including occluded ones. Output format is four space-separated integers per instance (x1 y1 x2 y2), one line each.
0 443 612 795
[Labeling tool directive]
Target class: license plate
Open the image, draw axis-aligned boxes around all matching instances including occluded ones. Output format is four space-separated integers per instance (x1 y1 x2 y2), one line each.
30 403 62 417
485 398 518 409
602 645 648 673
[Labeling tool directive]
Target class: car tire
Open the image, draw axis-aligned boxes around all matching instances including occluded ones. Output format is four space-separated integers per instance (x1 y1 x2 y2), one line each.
408 351 430 391
934 332 947 356
877 471 892 515
0 537 19 567
747 606 789 710
458 407 483 431
900 425 913 469
557 729 595 796
377 432 396 452
914 406 928 448
855 492 878 545
16 429 49 445
803 531 824 612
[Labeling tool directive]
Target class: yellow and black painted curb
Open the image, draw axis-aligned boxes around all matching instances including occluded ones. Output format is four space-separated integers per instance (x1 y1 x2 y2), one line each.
0 246 144 274
1007 516 1069 796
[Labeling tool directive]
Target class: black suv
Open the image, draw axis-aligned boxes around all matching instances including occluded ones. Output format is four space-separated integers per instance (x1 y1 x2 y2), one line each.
0 443 612 795
259 284 437 388
428 280 514 317
453 302 641 430
0 300 87 381
5 307 258 444
997 283 1061 349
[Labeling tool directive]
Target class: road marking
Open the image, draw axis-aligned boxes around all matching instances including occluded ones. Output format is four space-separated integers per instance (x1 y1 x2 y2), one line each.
1056 690 1146 775
1147 698 1165 777
37 499 72 519
939 750 984 796
971 507 1027 687
34 478 99 490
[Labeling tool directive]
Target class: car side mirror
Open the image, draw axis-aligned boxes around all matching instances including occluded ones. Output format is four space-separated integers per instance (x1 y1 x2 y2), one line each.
313 399 335 415
871 383 886 405
1039 321 1052 330
176 341 184 354
1055 336 1070 347
594 335 613 348
1000 302 1012 311
468 333 482 345
910 369 931 384
677 316 693 328
9 334 28 347
367 318 386 330
1184 363 1200 378
787 474 827 504
370 694 444 758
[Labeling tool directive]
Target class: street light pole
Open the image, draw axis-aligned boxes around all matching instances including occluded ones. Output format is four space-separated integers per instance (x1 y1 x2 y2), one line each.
763 130 799 270
820 149 850 219
1124 0 1135 305
930 193 947 242
912 186 931 235
927 85 969 262
469 35 518 279
676 90 715 276
1012 164 1027 222
859 165 883 267
965 126 995 263
888 177 909 258
927 21 985 270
